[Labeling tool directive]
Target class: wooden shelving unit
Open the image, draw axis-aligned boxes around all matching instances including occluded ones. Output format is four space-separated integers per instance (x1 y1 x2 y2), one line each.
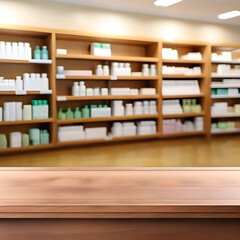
210 43 240 135
1 24 240 154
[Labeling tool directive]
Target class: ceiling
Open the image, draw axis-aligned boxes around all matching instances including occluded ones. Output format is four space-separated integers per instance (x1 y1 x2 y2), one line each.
51 0 240 25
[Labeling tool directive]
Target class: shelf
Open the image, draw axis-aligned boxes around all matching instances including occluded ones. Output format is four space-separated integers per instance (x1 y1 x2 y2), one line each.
0 59 52 64
162 74 204 79
163 112 205 118
212 60 240 64
163 94 204 99
57 133 160 147
162 131 206 138
56 75 159 80
211 95 240 99
0 91 52 95
211 74 240 78
57 95 159 101
212 114 240 118
56 54 159 63
0 143 54 154
211 85 240 88
57 114 159 125
0 118 54 126
162 59 205 64
211 129 240 135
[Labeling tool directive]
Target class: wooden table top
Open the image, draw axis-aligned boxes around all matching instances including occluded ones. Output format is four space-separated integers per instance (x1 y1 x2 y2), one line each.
1 168 240 218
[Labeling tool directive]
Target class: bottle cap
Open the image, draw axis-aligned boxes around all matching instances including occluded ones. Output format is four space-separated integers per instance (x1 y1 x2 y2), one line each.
102 43 111 49
84 105 89 108
93 42 102 48
43 100 48 105
31 100 38 106
67 107 71 111
59 108 63 111
38 100 43 105
75 107 79 111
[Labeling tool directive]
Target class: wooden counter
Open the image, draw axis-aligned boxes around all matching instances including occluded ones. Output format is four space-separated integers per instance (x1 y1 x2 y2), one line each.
1 168 240 239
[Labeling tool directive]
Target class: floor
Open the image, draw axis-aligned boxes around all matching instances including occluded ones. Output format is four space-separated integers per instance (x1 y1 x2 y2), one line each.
1 135 240 167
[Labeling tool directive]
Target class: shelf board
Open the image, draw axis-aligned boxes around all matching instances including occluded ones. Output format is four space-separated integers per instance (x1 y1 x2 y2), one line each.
211 114 240 118
163 94 204 99
162 74 204 79
57 75 159 80
56 54 159 63
211 74 240 78
211 85 240 88
57 114 159 125
0 143 54 154
163 112 205 118
212 60 240 64
0 91 52 95
162 59 205 64
211 129 240 135
0 59 29 64
211 95 240 99
162 131 206 138
57 95 159 101
57 133 160 147
0 118 54 126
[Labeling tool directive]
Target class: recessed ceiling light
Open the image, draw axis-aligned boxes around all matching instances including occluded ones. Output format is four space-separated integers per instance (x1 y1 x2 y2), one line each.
218 10 240 20
154 0 183 7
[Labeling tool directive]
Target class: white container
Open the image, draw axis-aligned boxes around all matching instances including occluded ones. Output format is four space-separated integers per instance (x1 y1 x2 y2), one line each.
0 107 2 121
12 42 18 59
6 42 12 59
72 82 79 96
125 63 131 76
125 103 133 116
57 66 64 75
16 102 22 121
150 64 157 76
142 64 150 76
10 132 22 148
18 42 24 60
0 41 6 59
24 42 32 60
15 76 23 91
86 88 93 96
134 102 143 115
79 81 86 96
103 65 110 76
23 73 30 91
93 88 100 96
101 88 108 96
3 103 10 121
41 74 49 91
111 62 118 76
96 64 103 76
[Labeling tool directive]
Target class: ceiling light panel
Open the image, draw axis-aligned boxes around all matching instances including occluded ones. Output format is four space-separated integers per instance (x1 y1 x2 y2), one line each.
154 0 183 7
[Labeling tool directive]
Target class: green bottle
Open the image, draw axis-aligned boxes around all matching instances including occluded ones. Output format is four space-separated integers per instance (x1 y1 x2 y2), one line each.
22 133 30 147
31 100 38 120
41 46 49 60
58 108 66 120
66 108 74 119
82 105 90 118
40 130 49 145
74 107 81 119
0 134 7 149
34 45 41 59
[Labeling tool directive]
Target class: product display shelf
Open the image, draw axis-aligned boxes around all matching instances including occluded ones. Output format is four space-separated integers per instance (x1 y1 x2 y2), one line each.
0 143 54 154
162 74 204 79
0 91 52 95
57 95 160 101
211 84 240 88
162 59 206 64
57 133 160 147
162 130 206 138
211 129 240 135
0 118 54 126
211 114 240 118
56 54 158 63
57 114 159 125
211 95 240 99
162 94 205 99
56 75 159 80
212 60 240 64
211 74 240 78
162 112 205 118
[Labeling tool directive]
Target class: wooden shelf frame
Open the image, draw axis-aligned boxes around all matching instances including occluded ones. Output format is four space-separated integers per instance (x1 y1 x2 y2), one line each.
1 24 239 154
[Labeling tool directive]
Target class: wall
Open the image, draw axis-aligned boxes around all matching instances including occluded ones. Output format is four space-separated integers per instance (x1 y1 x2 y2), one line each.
0 0 240 43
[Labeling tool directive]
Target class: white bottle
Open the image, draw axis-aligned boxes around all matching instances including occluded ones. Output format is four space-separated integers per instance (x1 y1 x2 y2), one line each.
72 82 79 96
15 76 23 91
79 81 86 96
23 73 30 91
0 107 2 121
96 64 103 76
0 41 6 59
6 42 12 59
150 64 157 76
9 102 16 121
22 105 32 120
3 102 10 121
143 101 150 115
125 63 131 76
30 73 36 91
119 63 124 76
103 65 109 76
24 43 32 60
18 42 24 60
111 62 118 76
93 88 100 96
16 102 22 121
125 104 133 116
41 73 49 91
35 73 41 91
12 42 18 59
142 64 150 76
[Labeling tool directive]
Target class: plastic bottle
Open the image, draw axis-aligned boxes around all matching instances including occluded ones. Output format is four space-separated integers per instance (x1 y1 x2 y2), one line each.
43 100 49 119
0 41 6 59
0 134 7 149
79 81 86 96
58 108 66 120
18 42 24 60
74 107 81 119
32 100 38 119
103 65 109 76
34 46 41 59
96 65 103 76
12 42 18 59
82 105 90 118
142 64 150 76
24 42 32 60
21 133 30 147
66 108 74 119
150 64 157 76
40 130 49 144
72 82 79 96
41 46 49 60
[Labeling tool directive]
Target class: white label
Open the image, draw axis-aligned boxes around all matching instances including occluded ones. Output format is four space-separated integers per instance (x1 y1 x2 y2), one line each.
40 90 52 94
15 90 26 95
57 96 67 101
111 76 117 81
